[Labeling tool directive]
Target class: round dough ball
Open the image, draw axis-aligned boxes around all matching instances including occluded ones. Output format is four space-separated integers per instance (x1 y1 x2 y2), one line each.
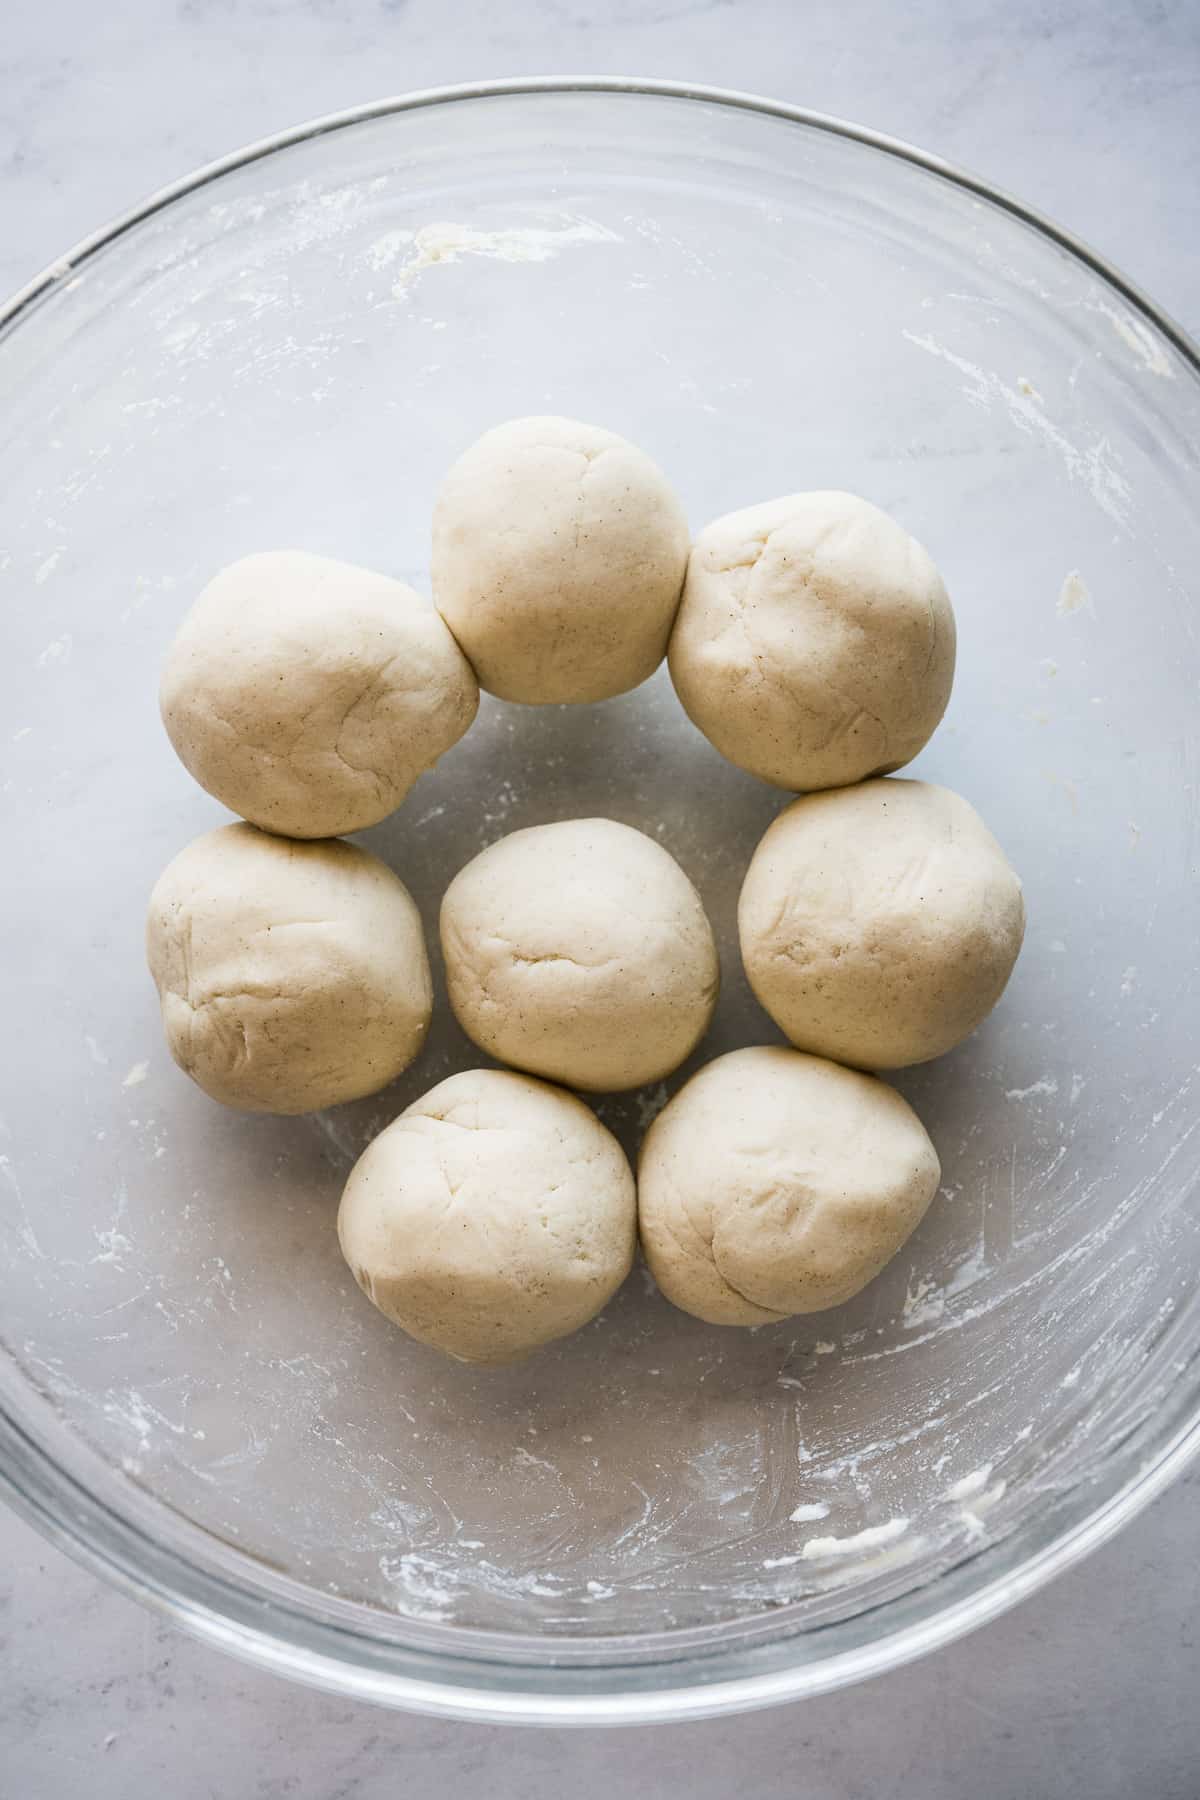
440 818 719 1092
739 779 1025 1069
337 1068 636 1363
432 415 690 704
160 551 478 838
146 823 431 1114
668 491 956 790
639 1046 940 1324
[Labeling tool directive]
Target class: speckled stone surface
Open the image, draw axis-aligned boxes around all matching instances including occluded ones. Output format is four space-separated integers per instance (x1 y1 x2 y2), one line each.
1 4 1197 1795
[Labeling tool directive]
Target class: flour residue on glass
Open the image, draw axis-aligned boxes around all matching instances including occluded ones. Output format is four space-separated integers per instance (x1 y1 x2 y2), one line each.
801 1517 911 1559
389 217 620 298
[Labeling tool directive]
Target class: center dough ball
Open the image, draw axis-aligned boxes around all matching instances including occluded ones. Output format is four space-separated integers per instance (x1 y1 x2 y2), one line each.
146 824 432 1114
669 491 956 790
337 1069 636 1363
639 1047 941 1324
739 779 1026 1069
160 551 479 839
440 818 719 1092
431 415 690 704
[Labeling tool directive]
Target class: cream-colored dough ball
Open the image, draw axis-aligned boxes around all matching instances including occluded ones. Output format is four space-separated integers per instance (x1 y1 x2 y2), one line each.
739 779 1025 1070
160 551 478 838
639 1047 940 1325
668 491 956 790
440 818 719 1092
432 415 690 704
337 1069 636 1363
146 824 431 1114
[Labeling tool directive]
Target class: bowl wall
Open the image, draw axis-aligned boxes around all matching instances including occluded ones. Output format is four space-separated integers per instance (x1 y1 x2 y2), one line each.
1 84 1198 1719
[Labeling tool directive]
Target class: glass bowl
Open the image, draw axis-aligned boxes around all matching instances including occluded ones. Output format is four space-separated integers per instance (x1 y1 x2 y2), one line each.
1 79 1197 1726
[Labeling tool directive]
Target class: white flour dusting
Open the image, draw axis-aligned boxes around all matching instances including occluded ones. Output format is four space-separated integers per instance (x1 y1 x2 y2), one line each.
1084 298 1174 378
92 1183 133 1268
903 1274 945 1329
902 330 1131 525
789 1501 830 1523
895 1240 992 1339
1057 571 1090 615
1005 1077 1059 1102
802 1518 910 1559
379 1551 459 1619
391 218 619 298
943 1464 993 1502
957 1479 1009 1542
363 229 415 271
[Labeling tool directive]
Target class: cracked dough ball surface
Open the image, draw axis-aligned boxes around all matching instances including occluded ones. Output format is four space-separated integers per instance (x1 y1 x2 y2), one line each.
440 818 719 1092
432 415 690 704
639 1047 940 1324
668 490 956 790
337 1068 636 1363
146 823 431 1114
739 779 1025 1070
160 551 478 839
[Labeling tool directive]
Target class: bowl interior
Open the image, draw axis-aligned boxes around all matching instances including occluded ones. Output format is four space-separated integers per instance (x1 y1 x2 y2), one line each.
1 87 1198 1702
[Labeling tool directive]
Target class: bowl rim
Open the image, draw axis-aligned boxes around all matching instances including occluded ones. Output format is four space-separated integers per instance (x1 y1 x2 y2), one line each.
1 75 1198 1725
3 74 1198 370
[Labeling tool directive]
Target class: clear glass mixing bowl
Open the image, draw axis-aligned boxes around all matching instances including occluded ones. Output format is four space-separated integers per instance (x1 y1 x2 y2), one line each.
1 80 1197 1725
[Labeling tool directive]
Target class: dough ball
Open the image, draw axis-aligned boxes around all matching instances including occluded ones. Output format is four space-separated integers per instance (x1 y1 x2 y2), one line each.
668 491 956 789
146 823 431 1114
440 818 719 1092
160 551 478 838
639 1046 940 1324
337 1068 636 1363
432 415 690 704
739 779 1025 1069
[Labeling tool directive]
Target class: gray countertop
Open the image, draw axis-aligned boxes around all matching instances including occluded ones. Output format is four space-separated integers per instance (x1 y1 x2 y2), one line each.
2 4 1198 1795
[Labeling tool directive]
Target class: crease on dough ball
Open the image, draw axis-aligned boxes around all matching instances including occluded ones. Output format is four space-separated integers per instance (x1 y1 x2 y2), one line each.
439 817 719 1092
146 823 431 1114
668 491 956 790
160 551 479 838
337 1068 636 1363
431 415 691 704
638 1046 941 1325
738 778 1025 1070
